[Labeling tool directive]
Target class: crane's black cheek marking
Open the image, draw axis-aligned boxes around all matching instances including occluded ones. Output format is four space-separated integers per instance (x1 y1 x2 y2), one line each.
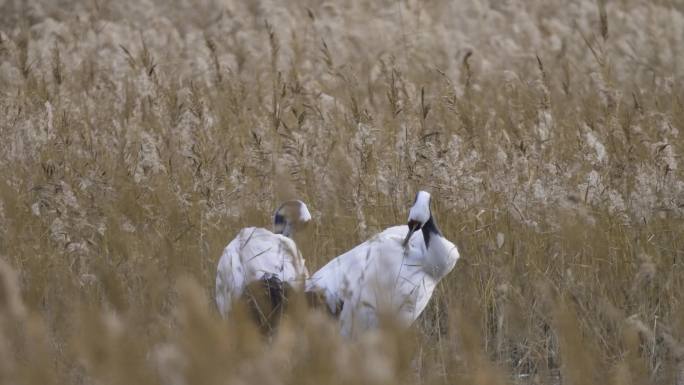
273 212 287 235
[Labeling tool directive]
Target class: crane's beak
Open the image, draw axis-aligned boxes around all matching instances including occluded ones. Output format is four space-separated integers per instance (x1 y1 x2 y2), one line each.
402 220 421 247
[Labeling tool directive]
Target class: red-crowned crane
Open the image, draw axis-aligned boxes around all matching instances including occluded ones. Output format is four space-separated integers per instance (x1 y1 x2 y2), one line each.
306 191 459 338
216 200 311 332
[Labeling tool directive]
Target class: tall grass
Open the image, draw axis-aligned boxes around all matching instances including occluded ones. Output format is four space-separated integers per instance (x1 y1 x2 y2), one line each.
0 0 683 383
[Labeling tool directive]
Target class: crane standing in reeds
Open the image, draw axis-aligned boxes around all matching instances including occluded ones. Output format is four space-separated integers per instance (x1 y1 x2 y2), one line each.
215 200 311 333
306 191 460 338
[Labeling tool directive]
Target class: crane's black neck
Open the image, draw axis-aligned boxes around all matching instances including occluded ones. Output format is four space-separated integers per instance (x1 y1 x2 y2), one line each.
421 215 442 248
273 211 293 238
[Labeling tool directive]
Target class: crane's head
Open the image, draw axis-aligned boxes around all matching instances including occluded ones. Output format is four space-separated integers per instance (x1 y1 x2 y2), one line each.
402 191 431 246
273 200 312 237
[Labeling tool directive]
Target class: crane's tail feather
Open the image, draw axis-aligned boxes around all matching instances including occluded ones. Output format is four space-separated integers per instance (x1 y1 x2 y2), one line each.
243 274 292 336
305 289 343 318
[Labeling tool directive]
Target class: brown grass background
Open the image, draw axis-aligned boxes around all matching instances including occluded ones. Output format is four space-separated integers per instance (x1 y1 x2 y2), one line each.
0 0 683 383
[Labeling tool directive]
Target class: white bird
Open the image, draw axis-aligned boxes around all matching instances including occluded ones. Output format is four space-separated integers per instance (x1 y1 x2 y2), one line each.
215 200 312 322
305 191 459 338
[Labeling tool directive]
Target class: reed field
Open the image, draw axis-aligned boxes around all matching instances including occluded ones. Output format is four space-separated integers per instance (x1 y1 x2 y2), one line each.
0 0 683 383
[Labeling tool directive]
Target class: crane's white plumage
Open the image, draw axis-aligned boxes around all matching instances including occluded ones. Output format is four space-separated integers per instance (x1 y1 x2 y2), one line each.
306 191 459 338
299 204 312 222
407 191 431 225
216 201 310 318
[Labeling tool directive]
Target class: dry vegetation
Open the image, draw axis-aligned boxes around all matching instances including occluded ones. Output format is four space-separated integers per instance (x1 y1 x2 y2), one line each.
0 0 683 383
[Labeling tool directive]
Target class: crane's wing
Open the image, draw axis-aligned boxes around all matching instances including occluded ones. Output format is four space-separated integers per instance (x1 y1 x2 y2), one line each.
216 234 244 318
307 225 448 337
305 226 410 315
305 243 370 315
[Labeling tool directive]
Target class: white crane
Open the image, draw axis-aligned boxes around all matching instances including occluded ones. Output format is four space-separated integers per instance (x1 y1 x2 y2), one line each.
305 191 459 338
215 200 311 323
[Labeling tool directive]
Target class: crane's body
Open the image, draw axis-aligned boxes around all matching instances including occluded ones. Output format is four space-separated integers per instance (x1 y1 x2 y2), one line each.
306 192 459 338
216 227 308 317
215 200 311 320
